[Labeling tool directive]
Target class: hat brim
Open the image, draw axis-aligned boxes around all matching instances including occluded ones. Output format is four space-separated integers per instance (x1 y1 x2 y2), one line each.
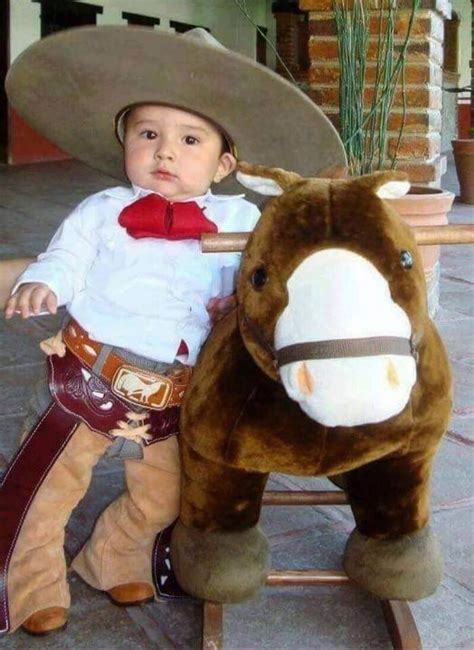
6 26 346 181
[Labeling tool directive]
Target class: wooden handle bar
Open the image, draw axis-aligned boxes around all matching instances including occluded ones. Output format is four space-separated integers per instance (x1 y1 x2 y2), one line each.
263 490 348 506
201 224 474 252
266 569 351 586
413 225 474 245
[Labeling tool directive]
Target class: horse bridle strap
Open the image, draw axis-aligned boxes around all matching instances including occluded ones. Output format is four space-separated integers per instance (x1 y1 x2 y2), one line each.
277 336 415 368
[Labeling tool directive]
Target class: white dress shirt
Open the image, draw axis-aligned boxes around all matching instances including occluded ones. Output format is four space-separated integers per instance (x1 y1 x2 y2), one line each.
15 185 260 365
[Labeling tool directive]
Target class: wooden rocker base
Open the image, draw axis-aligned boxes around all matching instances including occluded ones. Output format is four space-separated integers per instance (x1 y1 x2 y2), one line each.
201 490 422 650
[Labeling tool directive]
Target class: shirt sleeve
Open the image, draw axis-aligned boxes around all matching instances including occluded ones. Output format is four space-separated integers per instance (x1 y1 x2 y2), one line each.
12 196 101 306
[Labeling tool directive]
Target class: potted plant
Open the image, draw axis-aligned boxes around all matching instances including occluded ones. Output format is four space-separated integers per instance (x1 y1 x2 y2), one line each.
333 0 455 315
452 137 474 203
451 83 474 203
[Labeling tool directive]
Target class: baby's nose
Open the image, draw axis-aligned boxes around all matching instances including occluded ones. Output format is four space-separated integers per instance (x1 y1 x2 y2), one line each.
155 147 174 160
154 138 175 160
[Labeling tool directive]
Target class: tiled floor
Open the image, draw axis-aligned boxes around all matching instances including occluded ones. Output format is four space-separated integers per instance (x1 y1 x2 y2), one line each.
0 158 472 648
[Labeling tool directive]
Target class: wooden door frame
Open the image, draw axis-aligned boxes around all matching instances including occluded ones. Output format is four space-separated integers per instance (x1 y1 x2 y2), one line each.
0 0 9 164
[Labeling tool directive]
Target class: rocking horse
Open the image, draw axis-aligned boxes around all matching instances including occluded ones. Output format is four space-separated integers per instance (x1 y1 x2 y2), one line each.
170 164 454 610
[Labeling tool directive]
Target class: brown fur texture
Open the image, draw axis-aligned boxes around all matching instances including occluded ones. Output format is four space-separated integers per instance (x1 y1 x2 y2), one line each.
171 168 452 602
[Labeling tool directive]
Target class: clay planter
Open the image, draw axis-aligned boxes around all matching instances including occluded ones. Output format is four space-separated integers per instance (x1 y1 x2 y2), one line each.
387 186 455 274
452 139 474 204
386 186 455 316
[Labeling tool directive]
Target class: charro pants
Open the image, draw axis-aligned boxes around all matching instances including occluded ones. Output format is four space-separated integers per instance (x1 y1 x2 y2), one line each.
6 422 180 632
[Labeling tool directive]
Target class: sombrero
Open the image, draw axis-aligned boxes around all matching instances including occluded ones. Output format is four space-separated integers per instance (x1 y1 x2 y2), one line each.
5 25 345 182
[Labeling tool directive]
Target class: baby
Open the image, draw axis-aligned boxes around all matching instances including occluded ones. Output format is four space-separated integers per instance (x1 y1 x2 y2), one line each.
2 103 258 636
1 22 343 637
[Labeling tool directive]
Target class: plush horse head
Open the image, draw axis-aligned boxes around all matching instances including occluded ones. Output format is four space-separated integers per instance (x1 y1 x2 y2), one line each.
237 163 425 429
170 164 452 605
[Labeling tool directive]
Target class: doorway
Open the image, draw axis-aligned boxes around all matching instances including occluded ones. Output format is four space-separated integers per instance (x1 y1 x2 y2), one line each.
0 0 9 163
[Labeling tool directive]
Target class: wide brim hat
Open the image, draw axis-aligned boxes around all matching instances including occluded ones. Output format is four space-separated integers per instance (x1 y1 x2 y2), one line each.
6 25 346 182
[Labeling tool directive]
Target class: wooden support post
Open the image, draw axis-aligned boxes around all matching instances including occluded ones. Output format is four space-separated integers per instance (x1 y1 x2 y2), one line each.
202 601 224 650
381 600 423 650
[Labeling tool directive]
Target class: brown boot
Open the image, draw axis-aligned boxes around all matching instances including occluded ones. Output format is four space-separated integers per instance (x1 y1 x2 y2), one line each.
107 582 154 607
21 607 68 636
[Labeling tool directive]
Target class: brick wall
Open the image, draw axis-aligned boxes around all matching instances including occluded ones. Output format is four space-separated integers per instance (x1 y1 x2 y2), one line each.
471 4 474 136
299 0 452 185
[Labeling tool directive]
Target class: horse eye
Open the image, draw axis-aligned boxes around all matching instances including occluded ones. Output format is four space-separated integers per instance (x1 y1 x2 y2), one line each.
400 250 413 269
251 266 267 289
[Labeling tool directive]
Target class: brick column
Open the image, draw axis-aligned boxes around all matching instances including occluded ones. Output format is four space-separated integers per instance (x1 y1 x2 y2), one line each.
274 11 300 77
471 7 474 137
300 0 452 186
273 0 310 83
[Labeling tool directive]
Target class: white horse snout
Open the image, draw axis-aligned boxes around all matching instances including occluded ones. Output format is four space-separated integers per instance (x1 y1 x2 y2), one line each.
275 249 417 427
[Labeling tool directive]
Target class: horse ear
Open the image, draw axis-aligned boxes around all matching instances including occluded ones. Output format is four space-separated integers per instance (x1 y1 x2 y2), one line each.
367 171 411 199
236 161 302 196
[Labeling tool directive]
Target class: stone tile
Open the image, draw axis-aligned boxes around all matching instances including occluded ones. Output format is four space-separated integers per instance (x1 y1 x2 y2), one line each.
127 599 202 649
410 577 474 650
439 289 474 318
0 364 45 417
430 438 474 504
436 318 474 362
224 587 392 649
435 306 471 325
432 509 474 592
0 414 26 461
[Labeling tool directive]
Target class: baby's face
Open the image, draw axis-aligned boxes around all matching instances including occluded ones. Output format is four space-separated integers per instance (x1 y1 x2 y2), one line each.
124 105 236 201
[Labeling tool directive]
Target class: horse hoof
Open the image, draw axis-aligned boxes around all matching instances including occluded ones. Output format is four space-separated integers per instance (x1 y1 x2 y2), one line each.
171 520 270 602
344 525 443 601
22 607 68 636
107 582 154 606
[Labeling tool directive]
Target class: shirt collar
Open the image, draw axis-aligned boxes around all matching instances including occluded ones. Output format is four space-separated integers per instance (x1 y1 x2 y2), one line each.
104 184 244 206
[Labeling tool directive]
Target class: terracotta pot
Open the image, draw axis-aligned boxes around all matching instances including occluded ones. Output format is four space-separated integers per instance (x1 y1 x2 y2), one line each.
386 186 455 275
386 187 455 316
452 139 474 204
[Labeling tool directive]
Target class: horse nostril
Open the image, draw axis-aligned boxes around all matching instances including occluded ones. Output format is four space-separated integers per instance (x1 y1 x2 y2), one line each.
296 362 314 395
386 359 400 387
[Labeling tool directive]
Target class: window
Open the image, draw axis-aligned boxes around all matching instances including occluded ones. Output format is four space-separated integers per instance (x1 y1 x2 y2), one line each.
122 12 160 28
256 26 268 66
32 0 103 37
444 11 460 75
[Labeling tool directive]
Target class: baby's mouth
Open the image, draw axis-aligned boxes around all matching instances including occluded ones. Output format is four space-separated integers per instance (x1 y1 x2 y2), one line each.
153 169 177 179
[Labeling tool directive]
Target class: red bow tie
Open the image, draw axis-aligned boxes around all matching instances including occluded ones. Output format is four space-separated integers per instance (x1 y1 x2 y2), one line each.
118 193 217 240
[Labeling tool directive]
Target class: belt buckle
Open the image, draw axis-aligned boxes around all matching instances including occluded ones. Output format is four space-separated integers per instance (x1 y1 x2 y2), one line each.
112 365 173 410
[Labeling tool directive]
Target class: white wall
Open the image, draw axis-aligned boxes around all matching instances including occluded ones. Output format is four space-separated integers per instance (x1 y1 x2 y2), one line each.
452 0 472 92
9 0 41 63
10 0 276 64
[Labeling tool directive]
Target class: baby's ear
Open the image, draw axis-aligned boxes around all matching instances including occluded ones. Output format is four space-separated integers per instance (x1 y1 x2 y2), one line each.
214 152 237 183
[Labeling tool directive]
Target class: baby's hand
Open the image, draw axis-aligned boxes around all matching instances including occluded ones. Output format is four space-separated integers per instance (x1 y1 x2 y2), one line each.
5 282 57 319
206 294 237 325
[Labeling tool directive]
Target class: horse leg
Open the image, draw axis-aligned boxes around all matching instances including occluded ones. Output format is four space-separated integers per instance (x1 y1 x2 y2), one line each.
171 441 270 602
343 449 442 601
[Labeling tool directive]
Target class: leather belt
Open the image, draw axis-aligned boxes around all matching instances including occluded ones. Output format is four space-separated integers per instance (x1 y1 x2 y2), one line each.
63 320 192 411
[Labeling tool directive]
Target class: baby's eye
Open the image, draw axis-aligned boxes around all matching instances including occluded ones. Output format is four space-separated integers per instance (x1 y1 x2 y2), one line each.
141 130 157 140
184 135 199 145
